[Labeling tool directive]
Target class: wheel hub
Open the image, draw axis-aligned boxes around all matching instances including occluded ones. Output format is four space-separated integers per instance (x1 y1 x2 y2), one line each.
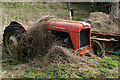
7 35 18 55
9 35 18 47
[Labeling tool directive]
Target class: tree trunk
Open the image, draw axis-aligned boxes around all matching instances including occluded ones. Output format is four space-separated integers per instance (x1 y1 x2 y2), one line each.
110 2 119 22
109 2 119 34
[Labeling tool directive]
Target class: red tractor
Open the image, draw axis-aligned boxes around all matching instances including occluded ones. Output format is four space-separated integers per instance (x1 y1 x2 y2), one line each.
3 16 104 59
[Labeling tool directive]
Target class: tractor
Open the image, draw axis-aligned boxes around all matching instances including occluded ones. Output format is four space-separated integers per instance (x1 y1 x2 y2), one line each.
3 16 104 59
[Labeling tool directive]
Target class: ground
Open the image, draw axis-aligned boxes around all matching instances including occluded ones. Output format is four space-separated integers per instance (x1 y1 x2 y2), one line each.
0 2 119 78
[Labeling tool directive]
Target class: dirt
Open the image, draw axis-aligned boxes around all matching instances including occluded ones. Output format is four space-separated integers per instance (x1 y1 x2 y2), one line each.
86 12 118 34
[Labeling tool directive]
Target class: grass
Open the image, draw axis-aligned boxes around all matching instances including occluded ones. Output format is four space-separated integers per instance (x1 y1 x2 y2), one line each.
98 54 118 78
2 2 101 28
18 54 118 78
1 2 119 78
2 51 118 78
2 2 68 29
70 3 102 21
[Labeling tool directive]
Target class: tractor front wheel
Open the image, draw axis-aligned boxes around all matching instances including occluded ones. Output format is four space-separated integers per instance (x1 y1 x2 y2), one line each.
90 40 105 57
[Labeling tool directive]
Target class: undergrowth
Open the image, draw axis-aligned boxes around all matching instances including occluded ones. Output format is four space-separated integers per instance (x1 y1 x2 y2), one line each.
2 51 118 78
1 2 119 78
18 54 118 78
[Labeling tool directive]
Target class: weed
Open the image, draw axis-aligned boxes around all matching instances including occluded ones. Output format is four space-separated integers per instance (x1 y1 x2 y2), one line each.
20 71 44 78
99 57 118 69
100 68 113 77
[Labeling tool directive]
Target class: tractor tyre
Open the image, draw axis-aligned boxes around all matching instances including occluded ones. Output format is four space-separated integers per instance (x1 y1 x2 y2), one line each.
3 25 26 59
91 40 105 57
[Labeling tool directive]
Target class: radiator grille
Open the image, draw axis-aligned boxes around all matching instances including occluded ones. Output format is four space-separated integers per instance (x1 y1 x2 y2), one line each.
80 29 90 48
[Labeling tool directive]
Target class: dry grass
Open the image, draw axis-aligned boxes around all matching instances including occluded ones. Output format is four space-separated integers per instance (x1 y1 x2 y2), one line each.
1 2 119 78
86 12 119 34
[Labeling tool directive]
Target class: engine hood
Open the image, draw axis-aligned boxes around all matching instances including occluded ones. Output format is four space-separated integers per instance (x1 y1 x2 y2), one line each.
46 20 91 32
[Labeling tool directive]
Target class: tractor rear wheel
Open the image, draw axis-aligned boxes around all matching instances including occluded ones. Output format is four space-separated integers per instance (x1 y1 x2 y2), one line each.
3 25 26 59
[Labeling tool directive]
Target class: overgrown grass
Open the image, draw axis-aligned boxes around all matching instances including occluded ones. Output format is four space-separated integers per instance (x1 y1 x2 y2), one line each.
1 2 119 78
98 54 118 78
2 2 68 29
18 54 118 78
2 2 101 29
2 53 118 78
2 48 119 78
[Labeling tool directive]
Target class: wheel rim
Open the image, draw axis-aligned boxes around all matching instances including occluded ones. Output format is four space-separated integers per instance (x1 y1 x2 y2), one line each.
5 33 18 57
91 41 102 57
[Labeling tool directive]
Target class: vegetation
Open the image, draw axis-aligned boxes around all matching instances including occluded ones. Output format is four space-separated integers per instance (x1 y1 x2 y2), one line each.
1 2 119 78
2 53 118 78
2 2 102 28
2 2 68 28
